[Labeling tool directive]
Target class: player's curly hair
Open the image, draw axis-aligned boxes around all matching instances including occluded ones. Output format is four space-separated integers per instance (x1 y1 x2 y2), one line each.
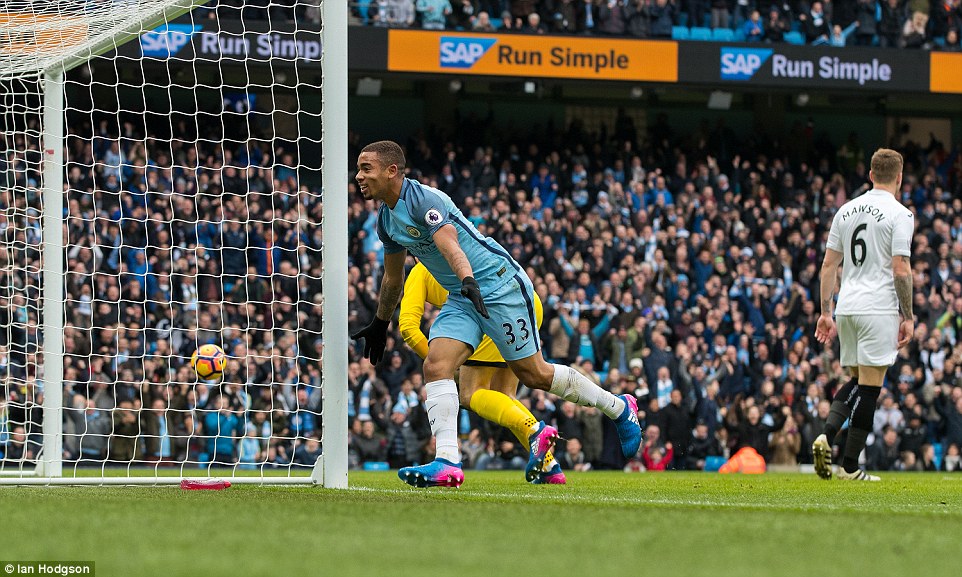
870 148 903 186
362 140 406 171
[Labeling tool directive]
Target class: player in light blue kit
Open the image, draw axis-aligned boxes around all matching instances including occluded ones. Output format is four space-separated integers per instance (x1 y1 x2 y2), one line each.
351 141 641 488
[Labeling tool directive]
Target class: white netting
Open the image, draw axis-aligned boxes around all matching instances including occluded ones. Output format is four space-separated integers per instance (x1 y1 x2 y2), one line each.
0 1 205 79
0 1 329 480
0 75 45 471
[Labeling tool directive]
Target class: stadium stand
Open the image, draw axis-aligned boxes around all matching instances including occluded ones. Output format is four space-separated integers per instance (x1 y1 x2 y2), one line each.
344 0 961 49
3 1 962 475
4 96 960 474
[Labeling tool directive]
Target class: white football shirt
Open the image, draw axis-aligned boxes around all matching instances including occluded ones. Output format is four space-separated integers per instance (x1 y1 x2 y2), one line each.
826 189 914 315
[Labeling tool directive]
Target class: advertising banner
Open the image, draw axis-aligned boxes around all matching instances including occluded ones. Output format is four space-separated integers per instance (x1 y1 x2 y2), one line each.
387 30 678 83
115 19 323 65
930 52 962 94
679 42 929 93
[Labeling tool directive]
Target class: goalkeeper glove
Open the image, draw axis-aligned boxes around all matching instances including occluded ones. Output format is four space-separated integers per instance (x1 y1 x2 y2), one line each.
460 277 489 319
351 317 390 364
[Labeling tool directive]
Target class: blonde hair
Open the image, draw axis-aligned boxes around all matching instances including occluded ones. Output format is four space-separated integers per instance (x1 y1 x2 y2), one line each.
870 148 903 186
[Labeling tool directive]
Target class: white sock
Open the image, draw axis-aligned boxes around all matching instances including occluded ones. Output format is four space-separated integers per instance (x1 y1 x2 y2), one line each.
425 379 461 463
549 364 625 420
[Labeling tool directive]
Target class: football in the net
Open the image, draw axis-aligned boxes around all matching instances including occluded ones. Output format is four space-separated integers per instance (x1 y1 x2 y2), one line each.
191 344 227 380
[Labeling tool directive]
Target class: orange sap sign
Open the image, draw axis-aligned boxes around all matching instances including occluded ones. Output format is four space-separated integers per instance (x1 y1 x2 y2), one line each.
930 53 962 94
388 30 677 83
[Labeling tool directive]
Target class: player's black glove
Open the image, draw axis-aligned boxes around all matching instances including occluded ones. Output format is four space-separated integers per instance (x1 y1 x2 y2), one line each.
460 276 489 319
351 317 390 364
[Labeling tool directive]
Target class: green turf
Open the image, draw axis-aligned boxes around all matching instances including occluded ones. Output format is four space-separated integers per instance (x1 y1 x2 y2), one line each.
1 472 960 577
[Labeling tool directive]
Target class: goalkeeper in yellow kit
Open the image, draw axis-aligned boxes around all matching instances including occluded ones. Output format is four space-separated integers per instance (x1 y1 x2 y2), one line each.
399 262 565 484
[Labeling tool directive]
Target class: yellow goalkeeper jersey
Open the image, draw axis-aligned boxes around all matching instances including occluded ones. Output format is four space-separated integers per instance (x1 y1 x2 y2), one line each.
399 262 543 364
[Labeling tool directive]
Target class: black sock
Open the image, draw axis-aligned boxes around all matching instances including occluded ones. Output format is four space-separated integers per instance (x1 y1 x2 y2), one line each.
842 384 881 473
823 379 858 444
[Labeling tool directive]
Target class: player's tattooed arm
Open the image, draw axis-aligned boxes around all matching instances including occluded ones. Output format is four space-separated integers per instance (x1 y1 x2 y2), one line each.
377 249 407 321
433 224 474 281
818 248 843 316
893 255 913 320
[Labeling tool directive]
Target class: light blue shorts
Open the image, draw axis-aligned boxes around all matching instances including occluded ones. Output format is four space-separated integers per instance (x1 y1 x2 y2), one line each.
430 274 542 362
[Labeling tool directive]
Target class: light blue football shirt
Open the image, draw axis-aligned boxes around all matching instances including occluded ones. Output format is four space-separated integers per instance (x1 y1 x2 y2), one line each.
376 178 518 296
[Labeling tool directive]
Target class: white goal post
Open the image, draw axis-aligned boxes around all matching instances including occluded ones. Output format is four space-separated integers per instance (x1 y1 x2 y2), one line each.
0 1 348 487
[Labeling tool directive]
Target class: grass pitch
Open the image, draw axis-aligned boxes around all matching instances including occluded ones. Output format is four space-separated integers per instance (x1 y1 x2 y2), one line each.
1 472 960 577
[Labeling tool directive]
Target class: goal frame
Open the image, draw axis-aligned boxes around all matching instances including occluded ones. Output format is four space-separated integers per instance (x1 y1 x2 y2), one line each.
0 0 349 488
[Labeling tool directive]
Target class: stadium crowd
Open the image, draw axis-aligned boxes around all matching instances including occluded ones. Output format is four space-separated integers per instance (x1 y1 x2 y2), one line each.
199 0 962 50
1 111 326 470
2 98 962 475
343 0 962 50
343 114 962 473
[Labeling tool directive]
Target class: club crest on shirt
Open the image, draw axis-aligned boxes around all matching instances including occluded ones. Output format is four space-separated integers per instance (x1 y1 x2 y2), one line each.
406 226 422 238
425 209 443 226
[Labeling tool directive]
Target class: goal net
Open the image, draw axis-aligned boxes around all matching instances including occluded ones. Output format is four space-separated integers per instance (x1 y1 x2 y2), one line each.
0 1 348 487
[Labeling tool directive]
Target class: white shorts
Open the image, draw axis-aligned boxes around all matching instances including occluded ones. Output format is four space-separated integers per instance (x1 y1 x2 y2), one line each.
836 314 899 368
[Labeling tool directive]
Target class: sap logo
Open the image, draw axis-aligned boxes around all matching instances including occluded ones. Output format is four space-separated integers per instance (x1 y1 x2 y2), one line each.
439 37 497 69
720 48 773 80
140 24 202 58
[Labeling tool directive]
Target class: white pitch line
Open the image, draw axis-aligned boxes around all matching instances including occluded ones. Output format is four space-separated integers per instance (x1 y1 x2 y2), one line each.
346 485 957 514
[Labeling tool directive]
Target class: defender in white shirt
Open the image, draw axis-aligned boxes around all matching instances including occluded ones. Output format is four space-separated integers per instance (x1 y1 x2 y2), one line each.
812 148 915 481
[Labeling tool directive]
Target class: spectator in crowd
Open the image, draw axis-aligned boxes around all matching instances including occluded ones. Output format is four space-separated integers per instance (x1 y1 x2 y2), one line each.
1 426 33 462
728 403 775 461
769 406 801 467
687 420 722 470
874 392 906 435
368 0 417 26
939 27 962 50
416 0 453 29
386 407 428 468
109 400 141 462
641 440 673 471
900 413 927 456
935 386 962 448
742 9 764 41
648 0 675 38
500 9 522 29
820 21 859 46
558 437 592 470
878 0 907 47
511 0 540 25
867 426 901 471
710 0 730 30
237 425 262 469
917 444 938 471
662 389 692 469
352 419 388 464
687 0 707 29
522 10 549 32
141 398 175 462
800 1 831 43
473 10 497 30
854 0 878 45
543 0 583 33
557 303 616 367
623 0 650 37
204 396 242 464
597 0 627 35
450 0 478 28
475 427 527 470
293 436 323 466
67 394 111 463
764 5 789 42
901 9 930 48
943 444 961 471
929 0 961 40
